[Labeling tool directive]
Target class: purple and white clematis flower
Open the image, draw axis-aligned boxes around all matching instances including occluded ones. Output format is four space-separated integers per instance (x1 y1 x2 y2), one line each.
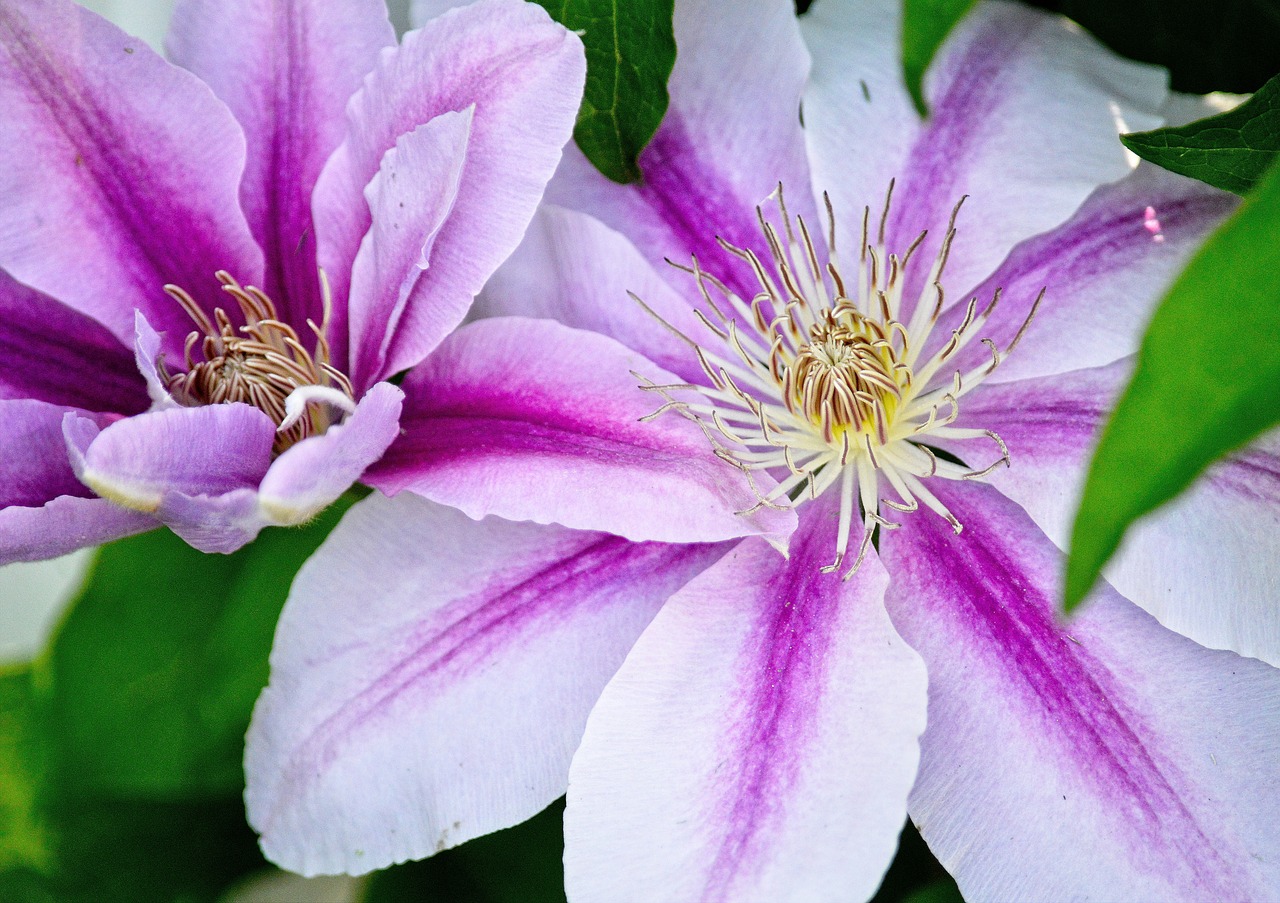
246 0 1280 899
0 0 592 559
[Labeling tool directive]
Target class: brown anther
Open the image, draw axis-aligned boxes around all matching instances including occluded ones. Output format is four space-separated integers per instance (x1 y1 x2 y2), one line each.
159 271 354 454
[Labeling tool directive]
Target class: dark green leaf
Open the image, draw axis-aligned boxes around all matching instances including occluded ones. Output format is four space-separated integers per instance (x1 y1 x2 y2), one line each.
1065 158 1280 609
901 879 965 903
1022 0 1280 94
0 667 264 903
1121 73 1280 195
901 0 976 115
534 0 675 183
364 799 566 903
46 496 355 798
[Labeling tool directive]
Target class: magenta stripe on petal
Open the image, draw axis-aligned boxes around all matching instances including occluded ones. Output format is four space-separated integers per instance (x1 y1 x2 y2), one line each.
896 490 1204 841
247 491 728 875
0 0 264 349
635 114 775 302
0 270 146 414
705 524 853 890
565 500 925 902
167 0 395 333
881 481 1269 899
366 317 794 544
295 536 719 775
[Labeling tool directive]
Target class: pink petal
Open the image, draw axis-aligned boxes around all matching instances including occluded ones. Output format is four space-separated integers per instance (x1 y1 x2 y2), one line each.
167 0 394 332
364 317 796 544
0 495 154 565
5 400 109 508
0 270 146 414
548 0 816 304
963 362 1280 667
800 0 921 264
258 382 403 526
935 164 1235 385
475 204 708 384
565 502 927 902
880 481 1280 901
312 0 584 381
345 110 470 391
886 2 1168 306
0 0 263 352
0 399 154 563
245 492 726 875
65 403 275 513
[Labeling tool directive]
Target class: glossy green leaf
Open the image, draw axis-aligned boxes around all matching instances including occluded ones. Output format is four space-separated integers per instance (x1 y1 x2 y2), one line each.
901 0 976 115
45 496 356 798
1121 73 1280 195
534 0 675 183
1065 158 1280 609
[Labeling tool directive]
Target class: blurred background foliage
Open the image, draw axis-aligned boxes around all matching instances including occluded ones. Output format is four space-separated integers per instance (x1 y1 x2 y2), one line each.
1 0 1278 901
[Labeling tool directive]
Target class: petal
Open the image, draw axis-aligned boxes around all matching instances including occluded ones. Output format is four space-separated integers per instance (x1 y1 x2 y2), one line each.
0 270 146 414
363 317 796 543
258 382 404 526
0 0 263 350
0 398 152 563
152 486 268 555
881 480 1280 901
547 0 816 303
564 502 927 903
167 0 394 331
346 110 470 391
132 311 181 411
935 164 1236 385
245 491 726 876
801 0 920 264
474 205 706 383
3 399 106 508
0 495 153 565
887 2 1168 305
408 0 468 26
312 0 585 380
963 362 1280 667
66 403 275 513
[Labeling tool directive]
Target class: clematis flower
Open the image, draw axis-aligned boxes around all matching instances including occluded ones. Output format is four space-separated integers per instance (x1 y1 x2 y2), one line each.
246 0 1280 899
0 0 589 559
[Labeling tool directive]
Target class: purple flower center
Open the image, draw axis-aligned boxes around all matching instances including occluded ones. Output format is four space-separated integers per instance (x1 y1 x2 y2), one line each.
159 270 355 454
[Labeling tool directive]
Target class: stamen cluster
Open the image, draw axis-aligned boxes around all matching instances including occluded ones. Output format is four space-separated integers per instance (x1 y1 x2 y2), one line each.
161 271 355 454
640 183 1041 577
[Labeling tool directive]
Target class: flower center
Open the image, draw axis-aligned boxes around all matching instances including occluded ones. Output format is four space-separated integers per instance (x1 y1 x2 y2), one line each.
160 270 355 454
639 183 1040 577
785 307 907 442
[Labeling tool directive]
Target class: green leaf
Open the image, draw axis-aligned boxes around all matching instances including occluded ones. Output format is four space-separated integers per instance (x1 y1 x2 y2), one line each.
1027 0 1280 94
0 667 264 903
1065 157 1280 609
0 667 53 878
901 0 976 116
534 0 675 183
902 879 965 903
45 496 356 798
1121 73 1280 195
363 799 566 903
